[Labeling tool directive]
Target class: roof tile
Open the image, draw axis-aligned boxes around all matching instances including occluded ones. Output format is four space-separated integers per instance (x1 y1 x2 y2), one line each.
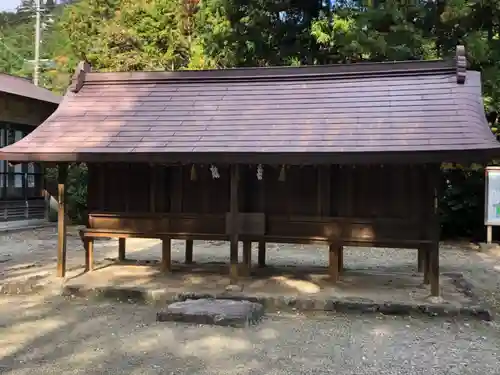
1 56 499 163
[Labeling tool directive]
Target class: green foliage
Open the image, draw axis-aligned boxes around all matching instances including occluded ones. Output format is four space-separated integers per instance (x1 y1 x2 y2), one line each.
66 164 88 223
440 166 486 240
46 164 88 223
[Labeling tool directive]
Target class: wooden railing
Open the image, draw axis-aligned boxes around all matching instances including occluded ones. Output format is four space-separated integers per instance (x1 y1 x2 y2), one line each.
84 211 430 248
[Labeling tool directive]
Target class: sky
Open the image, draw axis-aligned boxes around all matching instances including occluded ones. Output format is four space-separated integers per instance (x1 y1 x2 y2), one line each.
0 0 21 12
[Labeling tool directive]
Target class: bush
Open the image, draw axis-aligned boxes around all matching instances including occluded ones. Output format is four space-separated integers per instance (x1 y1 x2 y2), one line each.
439 165 485 240
45 163 88 224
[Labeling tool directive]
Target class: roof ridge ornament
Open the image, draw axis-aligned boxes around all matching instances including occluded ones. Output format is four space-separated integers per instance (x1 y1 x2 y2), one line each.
69 61 91 93
456 45 467 84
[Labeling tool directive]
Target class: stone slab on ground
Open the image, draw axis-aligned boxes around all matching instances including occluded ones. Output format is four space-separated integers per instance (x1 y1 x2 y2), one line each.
156 298 265 327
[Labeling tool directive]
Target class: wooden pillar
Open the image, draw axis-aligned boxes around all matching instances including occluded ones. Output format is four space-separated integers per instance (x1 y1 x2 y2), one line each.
242 241 252 276
328 243 340 282
161 237 172 272
429 242 439 296
229 164 240 283
428 165 441 296
338 246 344 274
185 239 194 264
258 242 266 268
256 165 266 268
85 238 94 272
417 247 425 272
56 163 68 278
118 238 126 261
319 165 342 277
171 166 191 264
423 246 430 284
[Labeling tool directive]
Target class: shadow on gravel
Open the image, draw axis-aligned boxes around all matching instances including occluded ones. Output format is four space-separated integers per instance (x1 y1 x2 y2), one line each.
0 294 213 374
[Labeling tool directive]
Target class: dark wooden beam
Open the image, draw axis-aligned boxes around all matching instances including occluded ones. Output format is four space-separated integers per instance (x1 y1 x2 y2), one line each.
339 166 354 273
258 242 266 268
423 246 430 285
185 240 193 264
418 247 425 273
161 237 172 272
57 163 68 278
428 164 441 295
171 166 193 264
338 247 344 274
328 243 340 282
429 242 439 296
118 238 126 261
2 148 498 166
320 165 343 277
242 241 252 276
229 164 240 283
258 166 266 267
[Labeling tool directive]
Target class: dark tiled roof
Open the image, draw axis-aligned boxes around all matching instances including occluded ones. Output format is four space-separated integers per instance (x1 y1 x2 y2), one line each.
0 73 61 105
1 46 499 164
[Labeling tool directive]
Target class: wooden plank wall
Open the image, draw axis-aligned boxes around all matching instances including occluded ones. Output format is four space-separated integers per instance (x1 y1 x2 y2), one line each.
87 163 435 245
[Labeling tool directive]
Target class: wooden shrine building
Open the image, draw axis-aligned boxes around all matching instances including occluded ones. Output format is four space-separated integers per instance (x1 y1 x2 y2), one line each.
1 45 499 296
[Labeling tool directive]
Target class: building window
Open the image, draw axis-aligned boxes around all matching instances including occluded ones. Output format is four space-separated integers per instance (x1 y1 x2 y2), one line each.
0 122 43 200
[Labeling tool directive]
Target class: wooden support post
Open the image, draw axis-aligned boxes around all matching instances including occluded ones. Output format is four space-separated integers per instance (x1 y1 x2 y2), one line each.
328 243 340 282
57 164 68 278
85 238 94 272
338 245 344 274
429 242 439 296
423 246 430 284
256 164 266 268
229 164 240 283
417 247 424 272
161 237 172 273
118 238 126 261
427 164 441 296
171 166 188 266
258 241 266 268
242 241 252 276
185 239 194 264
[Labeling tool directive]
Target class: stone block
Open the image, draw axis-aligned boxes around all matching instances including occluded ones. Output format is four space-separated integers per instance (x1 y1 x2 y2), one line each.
157 298 265 327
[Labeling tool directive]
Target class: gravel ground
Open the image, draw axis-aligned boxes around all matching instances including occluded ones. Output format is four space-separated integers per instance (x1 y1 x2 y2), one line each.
1 227 500 374
0 295 499 375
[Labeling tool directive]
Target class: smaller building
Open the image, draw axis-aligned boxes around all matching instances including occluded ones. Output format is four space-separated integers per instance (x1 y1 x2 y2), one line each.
0 74 60 227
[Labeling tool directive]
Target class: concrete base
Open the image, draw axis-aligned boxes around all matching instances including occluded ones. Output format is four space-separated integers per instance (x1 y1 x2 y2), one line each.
59 263 493 321
157 298 265 327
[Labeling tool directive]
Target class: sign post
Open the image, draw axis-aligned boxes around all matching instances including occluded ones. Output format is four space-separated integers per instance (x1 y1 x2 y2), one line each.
484 166 500 243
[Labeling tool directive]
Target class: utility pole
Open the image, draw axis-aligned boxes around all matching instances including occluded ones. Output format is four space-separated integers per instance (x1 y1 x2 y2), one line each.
33 0 41 86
